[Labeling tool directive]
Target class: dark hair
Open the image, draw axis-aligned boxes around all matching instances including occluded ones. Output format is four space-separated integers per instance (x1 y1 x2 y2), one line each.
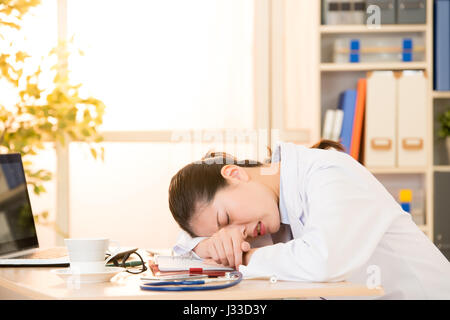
168 139 344 237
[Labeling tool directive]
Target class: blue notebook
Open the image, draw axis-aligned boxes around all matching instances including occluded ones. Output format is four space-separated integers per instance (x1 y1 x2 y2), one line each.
434 0 450 91
338 90 357 154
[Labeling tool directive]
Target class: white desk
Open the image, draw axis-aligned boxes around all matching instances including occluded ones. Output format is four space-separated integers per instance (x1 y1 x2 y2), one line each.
0 266 383 300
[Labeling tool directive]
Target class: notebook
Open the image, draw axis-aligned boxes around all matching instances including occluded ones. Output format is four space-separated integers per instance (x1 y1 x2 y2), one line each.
338 89 357 154
155 255 234 272
349 78 367 161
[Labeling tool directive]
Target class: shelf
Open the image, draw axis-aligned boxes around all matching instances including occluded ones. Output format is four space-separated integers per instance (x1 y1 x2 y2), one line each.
432 91 450 99
320 24 427 34
320 62 427 72
418 225 428 233
433 165 450 172
368 167 427 174
318 1 435 243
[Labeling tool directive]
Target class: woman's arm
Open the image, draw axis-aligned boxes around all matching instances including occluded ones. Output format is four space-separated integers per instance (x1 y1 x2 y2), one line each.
239 164 402 281
172 230 208 258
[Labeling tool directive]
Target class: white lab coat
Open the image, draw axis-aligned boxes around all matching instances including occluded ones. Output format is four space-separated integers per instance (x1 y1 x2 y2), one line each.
173 142 450 299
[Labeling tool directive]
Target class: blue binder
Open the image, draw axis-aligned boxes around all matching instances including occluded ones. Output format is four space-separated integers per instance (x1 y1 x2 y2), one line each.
338 90 357 154
434 0 450 91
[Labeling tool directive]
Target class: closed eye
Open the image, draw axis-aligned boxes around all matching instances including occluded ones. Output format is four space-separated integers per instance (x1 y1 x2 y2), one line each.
217 211 230 229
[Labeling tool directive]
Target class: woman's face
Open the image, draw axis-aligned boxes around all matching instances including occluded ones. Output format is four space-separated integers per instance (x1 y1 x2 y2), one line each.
189 165 281 239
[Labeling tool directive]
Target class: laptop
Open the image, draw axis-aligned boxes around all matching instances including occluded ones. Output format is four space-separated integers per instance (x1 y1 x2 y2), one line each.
0 153 69 267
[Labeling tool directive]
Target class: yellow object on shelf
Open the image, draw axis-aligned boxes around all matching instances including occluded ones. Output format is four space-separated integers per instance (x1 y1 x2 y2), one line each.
399 189 412 202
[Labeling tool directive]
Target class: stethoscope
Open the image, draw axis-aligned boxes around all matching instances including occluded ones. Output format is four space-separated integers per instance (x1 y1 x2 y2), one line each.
140 271 243 291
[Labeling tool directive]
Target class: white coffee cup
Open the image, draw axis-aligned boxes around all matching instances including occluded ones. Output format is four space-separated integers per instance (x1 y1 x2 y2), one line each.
64 238 120 274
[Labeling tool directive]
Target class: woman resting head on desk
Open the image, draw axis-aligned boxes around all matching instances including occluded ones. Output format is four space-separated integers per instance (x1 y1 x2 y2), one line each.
168 140 450 299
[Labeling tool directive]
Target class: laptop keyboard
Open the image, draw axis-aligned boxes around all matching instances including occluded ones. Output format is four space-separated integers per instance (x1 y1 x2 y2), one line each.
13 247 68 259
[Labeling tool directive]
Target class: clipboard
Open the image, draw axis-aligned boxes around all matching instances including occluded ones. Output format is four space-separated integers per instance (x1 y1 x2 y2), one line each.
149 255 234 278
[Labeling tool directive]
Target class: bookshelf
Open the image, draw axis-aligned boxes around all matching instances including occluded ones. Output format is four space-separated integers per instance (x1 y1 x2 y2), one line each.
431 0 450 262
319 24 428 34
317 0 437 240
432 91 450 99
367 167 427 174
434 166 450 172
320 62 427 72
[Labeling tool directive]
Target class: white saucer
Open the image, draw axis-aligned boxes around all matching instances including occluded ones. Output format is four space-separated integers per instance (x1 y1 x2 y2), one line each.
51 267 125 283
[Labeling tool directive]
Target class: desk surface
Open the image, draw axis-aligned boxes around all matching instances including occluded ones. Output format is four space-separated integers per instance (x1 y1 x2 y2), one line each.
0 267 384 300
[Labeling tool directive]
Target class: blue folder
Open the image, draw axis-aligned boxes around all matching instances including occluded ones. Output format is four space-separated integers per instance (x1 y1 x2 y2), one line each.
338 90 357 154
434 0 450 91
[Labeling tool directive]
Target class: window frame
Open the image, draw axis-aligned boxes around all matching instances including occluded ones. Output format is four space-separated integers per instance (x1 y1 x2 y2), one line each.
53 0 278 244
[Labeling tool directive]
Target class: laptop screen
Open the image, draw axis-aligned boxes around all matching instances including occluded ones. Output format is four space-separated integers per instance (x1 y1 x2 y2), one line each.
0 154 38 256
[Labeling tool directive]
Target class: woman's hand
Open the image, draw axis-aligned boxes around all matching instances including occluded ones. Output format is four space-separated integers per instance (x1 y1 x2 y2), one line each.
193 225 251 268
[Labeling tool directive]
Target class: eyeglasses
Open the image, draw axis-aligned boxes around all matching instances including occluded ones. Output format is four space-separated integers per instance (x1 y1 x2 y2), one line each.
106 250 148 274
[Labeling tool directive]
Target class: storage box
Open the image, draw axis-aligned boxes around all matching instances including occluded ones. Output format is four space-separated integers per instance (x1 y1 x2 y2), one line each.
364 71 397 167
333 35 425 63
397 0 426 24
366 0 396 24
397 71 427 167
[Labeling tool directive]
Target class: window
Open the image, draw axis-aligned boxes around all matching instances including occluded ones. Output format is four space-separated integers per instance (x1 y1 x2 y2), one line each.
64 0 258 248
0 0 58 246
4 0 262 249
67 0 255 131
69 142 257 248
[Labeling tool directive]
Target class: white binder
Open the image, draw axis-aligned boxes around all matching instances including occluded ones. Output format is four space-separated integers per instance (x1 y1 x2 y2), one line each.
364 71 397 167
322 109 335 139
397 71 427 167
332 109 344 141
323 0 343 25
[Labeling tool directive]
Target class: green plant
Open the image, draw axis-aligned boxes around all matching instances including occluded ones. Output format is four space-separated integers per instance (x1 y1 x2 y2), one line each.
437 109 450 139
0 0 105 222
